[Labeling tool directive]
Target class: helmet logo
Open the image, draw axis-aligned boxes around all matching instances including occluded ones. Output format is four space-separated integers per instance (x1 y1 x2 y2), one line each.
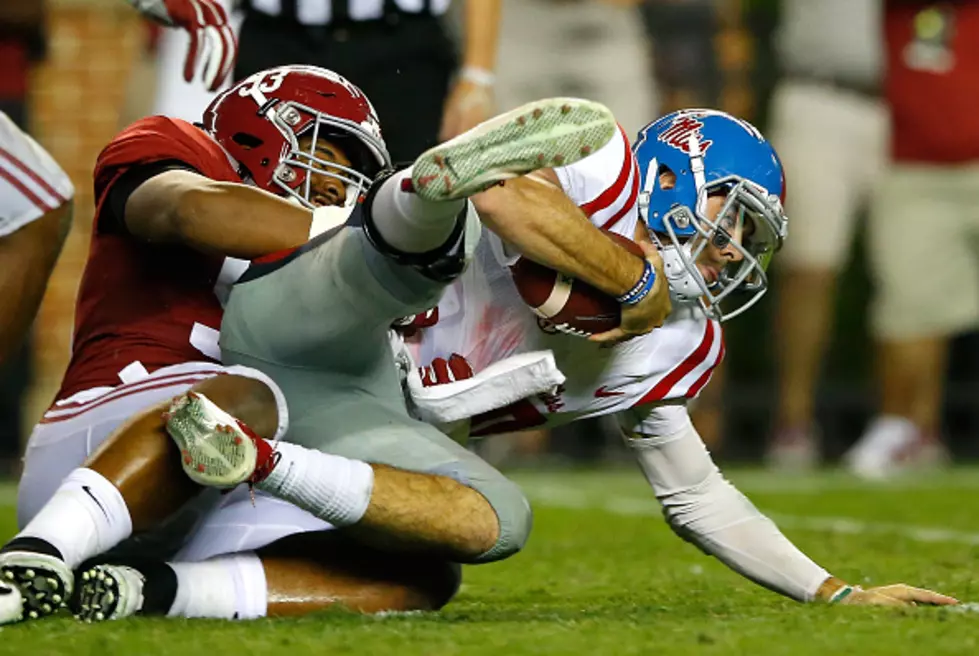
657 115 713 155
238 70 288 104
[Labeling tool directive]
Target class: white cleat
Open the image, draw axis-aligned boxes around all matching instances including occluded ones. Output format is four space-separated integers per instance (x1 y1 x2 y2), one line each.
74 564 145 623
765 426 820 471
164 391 262 489
0 551 73 623
843 417 950 479
411 97 617 202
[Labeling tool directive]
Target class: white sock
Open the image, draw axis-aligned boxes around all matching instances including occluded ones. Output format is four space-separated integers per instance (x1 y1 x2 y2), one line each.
371 167 465 253
17 468 132 569
256 441 374 527
168 553 267 619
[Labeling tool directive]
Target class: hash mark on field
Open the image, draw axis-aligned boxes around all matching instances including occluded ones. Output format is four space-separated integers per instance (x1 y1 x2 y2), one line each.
522 482 979 546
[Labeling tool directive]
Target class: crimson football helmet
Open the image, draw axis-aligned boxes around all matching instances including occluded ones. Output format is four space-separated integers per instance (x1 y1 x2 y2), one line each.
202 65 391 207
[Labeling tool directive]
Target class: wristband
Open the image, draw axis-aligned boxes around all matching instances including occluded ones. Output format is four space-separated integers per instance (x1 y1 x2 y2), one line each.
616 259 656 306
828 585 855 603
460 66 496 87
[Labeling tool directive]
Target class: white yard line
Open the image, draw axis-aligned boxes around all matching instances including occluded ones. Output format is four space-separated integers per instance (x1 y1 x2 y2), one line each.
512 468 979 496
521 481 979 546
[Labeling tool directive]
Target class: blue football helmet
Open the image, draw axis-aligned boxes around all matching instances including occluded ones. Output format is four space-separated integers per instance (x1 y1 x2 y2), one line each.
634 109 788 321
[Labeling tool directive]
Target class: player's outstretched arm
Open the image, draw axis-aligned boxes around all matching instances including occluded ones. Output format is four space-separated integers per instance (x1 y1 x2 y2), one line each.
123 170 315 258
621 404 958 606
472 171 671 337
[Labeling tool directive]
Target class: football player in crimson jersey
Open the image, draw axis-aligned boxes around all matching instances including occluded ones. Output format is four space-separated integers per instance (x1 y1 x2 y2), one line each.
0 61 670 623
0 112 74 365
412 110 956 608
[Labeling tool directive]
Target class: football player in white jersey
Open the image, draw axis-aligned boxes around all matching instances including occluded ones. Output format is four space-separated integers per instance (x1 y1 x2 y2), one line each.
0 111 74 364
0 112 73 619
410 109 956 607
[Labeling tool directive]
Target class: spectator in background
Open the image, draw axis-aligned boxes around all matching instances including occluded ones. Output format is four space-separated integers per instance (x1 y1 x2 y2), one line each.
843 1 977 477
494 0 655 136
0 1 49 475
765 0 887 468
234 0 501 162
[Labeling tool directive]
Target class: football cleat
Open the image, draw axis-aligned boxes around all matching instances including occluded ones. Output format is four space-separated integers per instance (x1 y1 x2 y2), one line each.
411 97 616 202
0 550 73 623
844 420 950 480
164 391 279 489
74 564 145 623
765 425 820 471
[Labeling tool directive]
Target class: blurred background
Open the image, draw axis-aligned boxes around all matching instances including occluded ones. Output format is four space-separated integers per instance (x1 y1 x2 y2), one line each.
5 0 979 477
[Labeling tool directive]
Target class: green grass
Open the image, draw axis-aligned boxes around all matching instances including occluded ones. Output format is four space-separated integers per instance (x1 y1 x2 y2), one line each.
1 467 978 655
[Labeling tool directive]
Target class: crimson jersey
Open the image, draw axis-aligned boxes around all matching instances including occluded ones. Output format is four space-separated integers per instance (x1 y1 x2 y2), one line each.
58 117 243 400
885 1 979 163
417 127 724 437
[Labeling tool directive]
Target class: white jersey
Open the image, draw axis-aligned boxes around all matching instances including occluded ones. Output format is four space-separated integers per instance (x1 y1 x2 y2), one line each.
0 112 73 238
418 127 724 438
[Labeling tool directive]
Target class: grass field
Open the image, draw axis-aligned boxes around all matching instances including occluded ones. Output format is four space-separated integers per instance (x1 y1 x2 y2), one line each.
0 467 977 655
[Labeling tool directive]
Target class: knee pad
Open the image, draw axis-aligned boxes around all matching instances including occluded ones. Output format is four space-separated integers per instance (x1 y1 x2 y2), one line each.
473 477 533 563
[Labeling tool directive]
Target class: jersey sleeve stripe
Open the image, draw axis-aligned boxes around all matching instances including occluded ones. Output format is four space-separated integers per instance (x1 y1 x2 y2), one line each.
579 125 632 217
0 165 53 213
633 319 716 406
599 157 640 231
0 146 68 205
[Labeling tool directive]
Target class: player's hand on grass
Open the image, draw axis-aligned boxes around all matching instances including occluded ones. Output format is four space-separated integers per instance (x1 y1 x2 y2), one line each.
840 584 959 607
591 242 671 345
817 577 958 607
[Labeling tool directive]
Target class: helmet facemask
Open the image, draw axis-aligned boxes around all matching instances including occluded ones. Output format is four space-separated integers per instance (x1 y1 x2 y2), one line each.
269 100 387 209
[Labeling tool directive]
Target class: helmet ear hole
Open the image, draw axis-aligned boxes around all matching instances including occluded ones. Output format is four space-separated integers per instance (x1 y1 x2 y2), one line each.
232 132 264 150
657 164 677 190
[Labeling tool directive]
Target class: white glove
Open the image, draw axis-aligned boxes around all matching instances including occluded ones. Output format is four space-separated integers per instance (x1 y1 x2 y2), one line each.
128 0 237 91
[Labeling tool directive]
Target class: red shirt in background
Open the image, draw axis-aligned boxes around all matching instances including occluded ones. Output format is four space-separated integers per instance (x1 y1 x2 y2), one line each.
0 41 29 100
885 1 979 163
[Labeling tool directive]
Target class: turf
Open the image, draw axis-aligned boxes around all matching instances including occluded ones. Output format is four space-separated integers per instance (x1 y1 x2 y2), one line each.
0 467 976 656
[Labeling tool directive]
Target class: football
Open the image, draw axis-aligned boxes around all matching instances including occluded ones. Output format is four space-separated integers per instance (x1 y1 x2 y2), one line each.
510 231 646 337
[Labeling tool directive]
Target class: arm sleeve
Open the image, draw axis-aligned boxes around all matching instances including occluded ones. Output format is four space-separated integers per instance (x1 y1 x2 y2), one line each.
619 404 831 602
101 160 198 235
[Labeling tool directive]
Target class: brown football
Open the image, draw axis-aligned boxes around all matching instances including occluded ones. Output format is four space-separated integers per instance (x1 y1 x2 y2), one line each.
510 231 645 337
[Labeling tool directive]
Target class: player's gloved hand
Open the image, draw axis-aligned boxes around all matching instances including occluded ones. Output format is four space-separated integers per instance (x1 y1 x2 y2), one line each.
591 241 671 345
419 354 474 387
127 0 236 91
392 307 439 338
817 577 959 607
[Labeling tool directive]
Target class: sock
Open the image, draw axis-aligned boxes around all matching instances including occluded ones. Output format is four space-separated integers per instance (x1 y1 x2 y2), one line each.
370 167 465 253
167 553 267 619
14 468 132 569
257 441 374 527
